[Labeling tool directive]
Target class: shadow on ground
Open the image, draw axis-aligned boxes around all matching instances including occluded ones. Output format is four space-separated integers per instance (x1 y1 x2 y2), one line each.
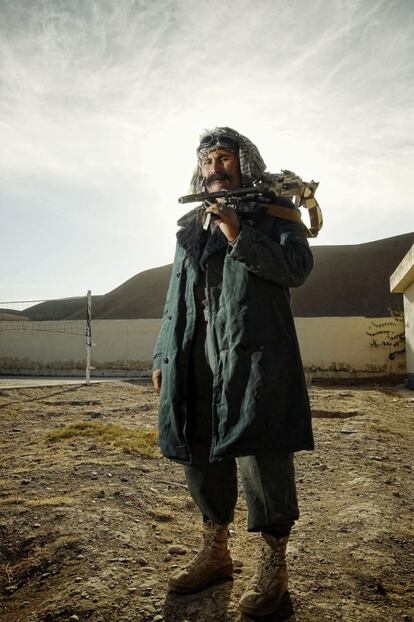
163 582 295 622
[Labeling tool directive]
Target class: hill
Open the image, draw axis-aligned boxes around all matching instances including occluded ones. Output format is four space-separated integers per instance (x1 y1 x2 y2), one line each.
89 232 414 319
18 232 414 320
291 232 414 317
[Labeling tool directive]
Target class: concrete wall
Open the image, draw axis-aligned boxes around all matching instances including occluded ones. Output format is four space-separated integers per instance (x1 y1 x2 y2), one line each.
0 319 159 376
390 243 414 388
403 283 414 385
0 316 406 381
295 316 405 381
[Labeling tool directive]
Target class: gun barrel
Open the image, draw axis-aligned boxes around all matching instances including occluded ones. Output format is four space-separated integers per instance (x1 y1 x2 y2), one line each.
178 184 269 204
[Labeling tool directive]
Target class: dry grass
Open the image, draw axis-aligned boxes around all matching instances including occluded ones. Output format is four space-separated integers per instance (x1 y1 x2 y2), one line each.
46 421 159 457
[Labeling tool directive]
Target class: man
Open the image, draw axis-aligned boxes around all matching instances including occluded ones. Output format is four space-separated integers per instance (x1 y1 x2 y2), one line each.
152 127 314 616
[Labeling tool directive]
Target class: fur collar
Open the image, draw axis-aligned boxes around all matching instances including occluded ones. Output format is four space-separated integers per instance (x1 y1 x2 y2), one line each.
176 208 227 275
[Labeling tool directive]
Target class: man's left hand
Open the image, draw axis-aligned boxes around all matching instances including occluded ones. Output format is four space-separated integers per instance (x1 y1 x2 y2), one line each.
205 202 240 243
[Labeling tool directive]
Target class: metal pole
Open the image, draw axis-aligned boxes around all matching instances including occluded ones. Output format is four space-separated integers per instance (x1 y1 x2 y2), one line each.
86 290 92 385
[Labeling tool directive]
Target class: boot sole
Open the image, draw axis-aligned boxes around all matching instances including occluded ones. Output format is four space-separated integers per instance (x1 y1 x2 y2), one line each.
168 563 234 594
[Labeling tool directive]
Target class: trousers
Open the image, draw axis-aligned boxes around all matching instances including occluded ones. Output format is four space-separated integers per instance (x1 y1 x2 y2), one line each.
184 312 299 533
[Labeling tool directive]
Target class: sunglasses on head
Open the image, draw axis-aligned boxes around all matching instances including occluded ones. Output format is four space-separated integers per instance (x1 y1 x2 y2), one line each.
197 133 239 153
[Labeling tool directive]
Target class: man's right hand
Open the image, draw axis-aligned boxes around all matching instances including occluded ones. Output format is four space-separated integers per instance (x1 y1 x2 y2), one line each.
152 368 162 393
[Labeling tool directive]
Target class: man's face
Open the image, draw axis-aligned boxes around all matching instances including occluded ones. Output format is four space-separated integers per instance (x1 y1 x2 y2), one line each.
200 148 242 193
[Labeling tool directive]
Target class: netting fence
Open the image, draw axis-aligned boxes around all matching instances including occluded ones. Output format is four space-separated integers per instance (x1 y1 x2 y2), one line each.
0 291 93 382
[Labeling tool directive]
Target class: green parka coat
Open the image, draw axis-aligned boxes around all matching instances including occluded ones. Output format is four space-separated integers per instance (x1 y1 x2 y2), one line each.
153 201 314 465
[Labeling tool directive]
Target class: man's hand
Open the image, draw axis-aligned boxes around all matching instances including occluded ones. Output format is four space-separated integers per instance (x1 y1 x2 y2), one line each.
205 202 240 242
152 368 162 393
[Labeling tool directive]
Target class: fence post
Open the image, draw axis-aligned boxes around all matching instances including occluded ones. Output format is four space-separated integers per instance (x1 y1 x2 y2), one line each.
86 290 92 385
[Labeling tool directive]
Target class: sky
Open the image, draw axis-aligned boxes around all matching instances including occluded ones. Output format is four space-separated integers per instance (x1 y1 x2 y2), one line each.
1 0 413 302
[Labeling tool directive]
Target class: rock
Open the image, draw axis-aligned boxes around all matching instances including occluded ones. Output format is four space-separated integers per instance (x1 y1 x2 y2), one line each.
153 616 164 622
168 545 188 555
142 566 156 573
340 428 356 434
89 412 103 419
69 589 81 596
137 557 148 566
152 512 173 522
33 523 41 528
69 616 80 622
76 554 85 559
121 476 129 482
21 479 31 485
5 585 18 594
106 472 113 478
127 587 137 593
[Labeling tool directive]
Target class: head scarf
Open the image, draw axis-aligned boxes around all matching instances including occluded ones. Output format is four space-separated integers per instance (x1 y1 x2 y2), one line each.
190 126 273 192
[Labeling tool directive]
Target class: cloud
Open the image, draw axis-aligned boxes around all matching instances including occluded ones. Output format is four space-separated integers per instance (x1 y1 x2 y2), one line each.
0 0 413 298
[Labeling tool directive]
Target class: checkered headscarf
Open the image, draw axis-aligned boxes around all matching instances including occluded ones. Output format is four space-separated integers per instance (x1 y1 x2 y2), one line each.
190 126 272 192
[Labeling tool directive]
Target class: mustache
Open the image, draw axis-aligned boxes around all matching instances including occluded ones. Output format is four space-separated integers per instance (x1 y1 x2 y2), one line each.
204 172 232 185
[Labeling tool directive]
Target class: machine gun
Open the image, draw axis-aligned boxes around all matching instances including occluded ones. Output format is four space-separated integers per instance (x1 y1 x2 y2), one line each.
178 171 323 237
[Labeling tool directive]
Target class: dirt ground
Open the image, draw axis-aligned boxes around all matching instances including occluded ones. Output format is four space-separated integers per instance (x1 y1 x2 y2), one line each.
0 380 413 622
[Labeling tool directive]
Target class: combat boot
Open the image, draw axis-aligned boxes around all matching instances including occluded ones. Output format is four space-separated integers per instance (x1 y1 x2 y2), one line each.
168 520 233 593
239 533 289 616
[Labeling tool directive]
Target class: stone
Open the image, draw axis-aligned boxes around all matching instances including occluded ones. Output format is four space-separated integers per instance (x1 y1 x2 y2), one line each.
167 544 188 555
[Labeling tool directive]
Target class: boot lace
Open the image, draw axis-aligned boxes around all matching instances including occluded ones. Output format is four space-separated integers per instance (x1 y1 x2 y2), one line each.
250 542 285 591
186 531 218 571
